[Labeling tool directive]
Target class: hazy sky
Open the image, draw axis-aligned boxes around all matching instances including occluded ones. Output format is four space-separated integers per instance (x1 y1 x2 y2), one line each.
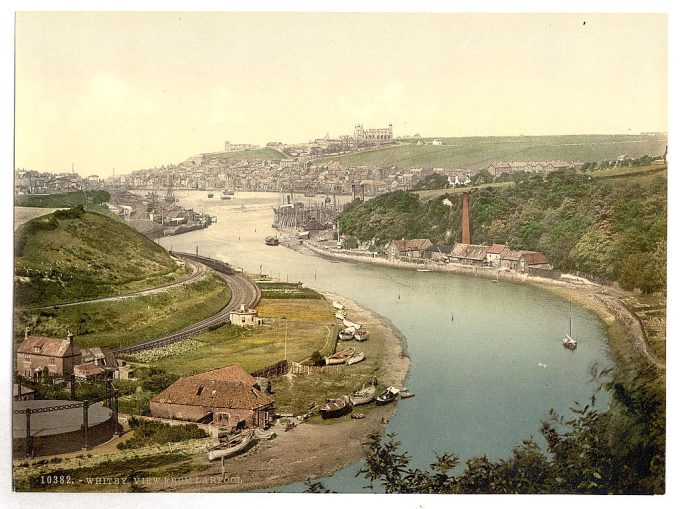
15 12 667 175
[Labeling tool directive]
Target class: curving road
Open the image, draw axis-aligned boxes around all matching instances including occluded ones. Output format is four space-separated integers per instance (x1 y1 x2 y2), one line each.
113 253 260 355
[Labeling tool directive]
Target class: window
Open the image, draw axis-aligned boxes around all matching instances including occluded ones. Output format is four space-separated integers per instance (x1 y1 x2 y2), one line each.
49 358 56 366
23 354 31 361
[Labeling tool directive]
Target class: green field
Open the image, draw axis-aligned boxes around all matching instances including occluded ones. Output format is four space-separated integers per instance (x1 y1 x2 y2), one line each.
151 297 336 376
414 181 514 200
314 134 667 169
201 147 285 161
14 273 231 349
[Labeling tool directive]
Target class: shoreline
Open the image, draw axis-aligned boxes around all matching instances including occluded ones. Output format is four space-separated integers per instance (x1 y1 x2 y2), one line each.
163 290 411 493
283 236 663 373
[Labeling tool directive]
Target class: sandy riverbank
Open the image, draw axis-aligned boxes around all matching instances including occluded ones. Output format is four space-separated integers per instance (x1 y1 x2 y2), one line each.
162 292 410 493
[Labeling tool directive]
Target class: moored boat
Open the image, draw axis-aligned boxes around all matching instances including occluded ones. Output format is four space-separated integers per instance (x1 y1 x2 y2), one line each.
354 328 369 341
349 384 376 405
376 386 401 405
324 347 356 365
265 236 279 246
338 327 355 341
343 318 361 329
346 351 365 365
399 388 415 399
320 395 352 419
207 429 254 461
562 302 578 350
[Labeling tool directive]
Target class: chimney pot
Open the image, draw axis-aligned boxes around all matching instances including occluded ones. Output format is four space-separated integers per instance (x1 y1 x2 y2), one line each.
24 327 30 340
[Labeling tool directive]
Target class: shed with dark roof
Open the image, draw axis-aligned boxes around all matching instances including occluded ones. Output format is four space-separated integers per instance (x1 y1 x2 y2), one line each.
150 364 274 429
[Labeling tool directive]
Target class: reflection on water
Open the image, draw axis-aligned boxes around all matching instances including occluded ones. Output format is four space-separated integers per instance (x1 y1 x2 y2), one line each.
154 190 611 493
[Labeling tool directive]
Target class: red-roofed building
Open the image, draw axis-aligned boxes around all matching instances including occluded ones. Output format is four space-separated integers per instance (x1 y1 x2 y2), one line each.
16 330 81 380
150 364 274 429
485 244 507 267
519 252 552 272
388 239 433 260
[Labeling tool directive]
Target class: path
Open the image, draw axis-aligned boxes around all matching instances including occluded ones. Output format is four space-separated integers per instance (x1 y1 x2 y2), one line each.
22 254 207 311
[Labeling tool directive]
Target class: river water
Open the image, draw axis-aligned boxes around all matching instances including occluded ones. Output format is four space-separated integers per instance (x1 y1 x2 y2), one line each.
154 190 612 493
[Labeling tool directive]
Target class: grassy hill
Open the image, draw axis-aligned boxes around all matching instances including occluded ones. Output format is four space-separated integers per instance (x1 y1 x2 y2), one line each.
14 207 183 306
339 165 667 293
314 134 667 169
200 147 285 161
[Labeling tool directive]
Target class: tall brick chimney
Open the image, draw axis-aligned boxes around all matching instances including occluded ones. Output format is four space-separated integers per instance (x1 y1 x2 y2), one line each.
461 192 471 244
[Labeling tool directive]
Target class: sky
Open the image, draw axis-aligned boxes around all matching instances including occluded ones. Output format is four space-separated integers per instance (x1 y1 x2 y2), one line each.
14 11 668 176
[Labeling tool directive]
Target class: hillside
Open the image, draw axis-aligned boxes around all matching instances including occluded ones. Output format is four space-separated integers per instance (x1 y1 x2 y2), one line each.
199 147 285 161
314 134 667 170
339 166 667 293
14 207 181 306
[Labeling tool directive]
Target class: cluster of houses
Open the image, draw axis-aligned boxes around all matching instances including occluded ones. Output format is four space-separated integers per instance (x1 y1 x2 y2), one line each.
15 329 130 384
387 238 552 273
484 161 573 177
15 324 273 431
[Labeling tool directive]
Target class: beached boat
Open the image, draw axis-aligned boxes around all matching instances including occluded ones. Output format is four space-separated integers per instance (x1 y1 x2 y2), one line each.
399 388 415 399
335 310 347 320
220 195 231 200
346 351 365 365
332 300 344 310
354 328 369 341
320 395 352 419
343 318 361 329
351 413 366 419
222 189 235 196
562 302 578 350
324 347 356 365
207 193 214 198
376 386 401 406
338 328 355 341
265 236 279 246
349 384 376 405
207 429 254 461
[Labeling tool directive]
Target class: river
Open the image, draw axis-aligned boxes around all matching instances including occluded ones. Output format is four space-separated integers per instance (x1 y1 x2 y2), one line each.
154 190 612 493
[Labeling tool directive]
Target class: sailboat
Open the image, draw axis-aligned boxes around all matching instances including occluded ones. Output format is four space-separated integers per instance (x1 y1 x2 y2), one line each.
562 302 577 350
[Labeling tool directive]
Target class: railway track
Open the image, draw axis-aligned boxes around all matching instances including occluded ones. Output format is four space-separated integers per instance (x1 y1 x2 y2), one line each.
113 254 260 355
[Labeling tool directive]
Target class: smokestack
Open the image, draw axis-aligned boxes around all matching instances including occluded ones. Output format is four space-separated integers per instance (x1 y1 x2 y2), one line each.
461 192 471 244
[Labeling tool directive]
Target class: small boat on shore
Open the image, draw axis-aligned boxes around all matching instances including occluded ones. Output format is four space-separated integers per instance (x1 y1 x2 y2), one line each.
207 429 254 461
320 395 352 419
324 347 356 365
376 386 401 406
354 328 369 341
265 236 279 246
399 388 415 399
343 318 361 329
207 193 214 198
332 300 344 310
349 384 376 405
221 195 232 200
346 351 365 365
338 328 355 341
335 310 347 320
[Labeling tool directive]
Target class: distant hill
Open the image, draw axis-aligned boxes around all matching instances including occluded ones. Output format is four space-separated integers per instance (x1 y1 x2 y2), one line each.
197 147 286 161
14 207 179 306
339 165 667 293
314 134 667 170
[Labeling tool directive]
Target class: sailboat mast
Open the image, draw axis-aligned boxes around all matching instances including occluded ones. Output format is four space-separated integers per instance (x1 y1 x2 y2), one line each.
569 302 572 336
